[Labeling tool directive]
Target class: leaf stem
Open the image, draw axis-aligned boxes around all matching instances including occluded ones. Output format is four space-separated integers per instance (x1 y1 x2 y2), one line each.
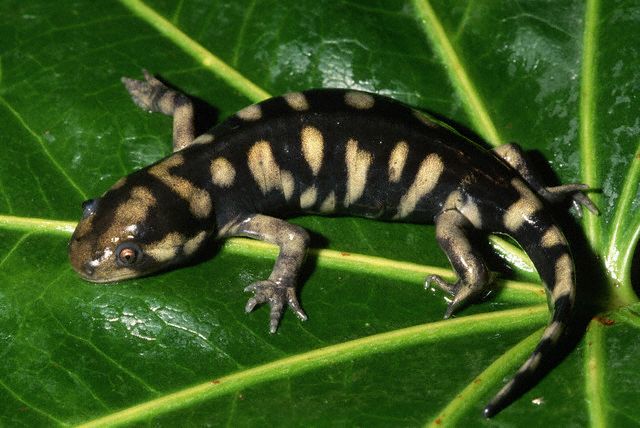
579 0 602 249
118 0 271 102
77 305 548 427
584 319 607 428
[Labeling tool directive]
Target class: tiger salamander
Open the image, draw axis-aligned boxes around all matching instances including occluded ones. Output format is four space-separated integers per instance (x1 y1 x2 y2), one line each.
68 71 598 417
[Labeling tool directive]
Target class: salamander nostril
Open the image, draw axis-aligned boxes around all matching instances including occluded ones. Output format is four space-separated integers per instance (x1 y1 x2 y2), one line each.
83 263 95 277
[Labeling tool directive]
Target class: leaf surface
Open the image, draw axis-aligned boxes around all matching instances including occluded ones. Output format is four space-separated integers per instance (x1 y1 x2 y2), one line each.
0 0 639 426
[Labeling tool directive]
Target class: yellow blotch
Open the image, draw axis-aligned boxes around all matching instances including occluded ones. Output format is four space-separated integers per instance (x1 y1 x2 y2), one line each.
388 141 409 183
541 320 563 342
149 154 212 218
211 157 236 188
503 179 543 232
344 91 375 109
395 154 444 218
319 191 336 213
541 226 566 248
301 126 324 176
284 92 309 111
281 170 295 202
192 133 215 145
553 253 574 302
300 186 318 209
247 140 284 195
236 104 262 121
146 232 184 262
183 231 207 256
459 200 483 229
344 139 373 206
114 186 157 225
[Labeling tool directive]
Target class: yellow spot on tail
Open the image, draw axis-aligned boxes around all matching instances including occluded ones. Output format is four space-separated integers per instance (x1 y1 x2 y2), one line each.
388 141 408 183
541 226 565 248
520 352 542 373
541 320 563 342
236 104 262 121
301 126 324 176
503 178 542 232
284 92 309 111
344 139 373 206
553 253 574 302
210 157 236 188
344 91 375 109
395 153 444 219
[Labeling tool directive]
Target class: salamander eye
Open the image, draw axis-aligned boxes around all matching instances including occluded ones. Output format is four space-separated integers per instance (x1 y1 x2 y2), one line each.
81 199 98 219
115 243 142 266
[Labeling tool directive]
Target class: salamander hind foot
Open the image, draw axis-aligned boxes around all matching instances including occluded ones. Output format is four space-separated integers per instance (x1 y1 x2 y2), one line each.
541 184 599 217
426 275 490 319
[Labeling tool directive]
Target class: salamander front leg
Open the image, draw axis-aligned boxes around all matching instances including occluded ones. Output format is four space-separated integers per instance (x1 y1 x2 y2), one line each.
427 210 492 318
122 70 196 151
493 143 598 216
225 214 309 333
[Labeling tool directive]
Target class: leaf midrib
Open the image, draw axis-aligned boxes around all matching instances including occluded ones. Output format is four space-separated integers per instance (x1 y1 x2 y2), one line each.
0 214 545 302
77 305 549 428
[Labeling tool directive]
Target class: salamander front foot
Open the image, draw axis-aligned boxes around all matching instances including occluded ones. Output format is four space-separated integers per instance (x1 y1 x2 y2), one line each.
244 280 307 333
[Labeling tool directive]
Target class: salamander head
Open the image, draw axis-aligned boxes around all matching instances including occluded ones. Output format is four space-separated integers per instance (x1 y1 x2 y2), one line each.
69 173 212 283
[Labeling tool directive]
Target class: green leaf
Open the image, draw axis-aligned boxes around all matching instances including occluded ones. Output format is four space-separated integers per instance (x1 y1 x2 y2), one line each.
0 0 638 426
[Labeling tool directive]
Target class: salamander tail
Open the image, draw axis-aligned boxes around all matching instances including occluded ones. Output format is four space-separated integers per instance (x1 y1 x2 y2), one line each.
484 215 575 418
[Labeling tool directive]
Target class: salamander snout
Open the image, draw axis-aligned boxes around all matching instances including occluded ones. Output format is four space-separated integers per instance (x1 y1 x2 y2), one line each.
83 262 95 278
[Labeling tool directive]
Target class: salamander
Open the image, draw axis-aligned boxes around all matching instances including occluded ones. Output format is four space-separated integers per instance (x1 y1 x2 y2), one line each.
68 71 598 417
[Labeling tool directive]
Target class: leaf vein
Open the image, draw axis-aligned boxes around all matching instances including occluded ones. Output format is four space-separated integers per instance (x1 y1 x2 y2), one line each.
0 378 66 426
410 0 503 146
0 96 87 200
118 0 271 103
48 307 161 396
605 140 640 298
427 327 544 426
0 232 32 269
77 305 548 427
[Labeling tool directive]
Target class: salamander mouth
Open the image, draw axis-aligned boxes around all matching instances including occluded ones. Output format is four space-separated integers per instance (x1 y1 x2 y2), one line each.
76 269 141 284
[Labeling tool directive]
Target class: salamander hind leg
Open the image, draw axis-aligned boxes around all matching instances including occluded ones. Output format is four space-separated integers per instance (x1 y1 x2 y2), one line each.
121 70 196 151
224 214 309 333
427 209 493 319
493 143 598 216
